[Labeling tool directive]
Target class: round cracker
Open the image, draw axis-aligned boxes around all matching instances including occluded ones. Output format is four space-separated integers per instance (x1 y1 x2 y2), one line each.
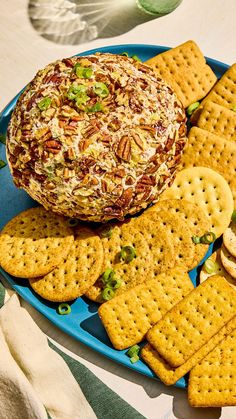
159 167 234 238
223 222 236 258
85 225 153 303
146 199 211 268
200 249 236 289
29 225 104 302
0 207 74 278
220 245 236 280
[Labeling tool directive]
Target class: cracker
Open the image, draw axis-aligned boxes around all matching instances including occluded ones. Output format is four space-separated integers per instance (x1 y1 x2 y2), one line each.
191 63 236 123
139 209 195 270
146 275 236 367
180 127 236 206
98 268 193 350
200 250 236 290
188 327 236 407
197 101 236 142
29 225 104 302
147 199 211 268
220 245 236 280
160 166 234 238
86 224 154 303
141 316 236 385
0 207 74 278
223 222 236 258
145 40 217 108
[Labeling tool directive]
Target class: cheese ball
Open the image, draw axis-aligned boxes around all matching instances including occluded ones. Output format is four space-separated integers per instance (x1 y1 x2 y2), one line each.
7 53 187 222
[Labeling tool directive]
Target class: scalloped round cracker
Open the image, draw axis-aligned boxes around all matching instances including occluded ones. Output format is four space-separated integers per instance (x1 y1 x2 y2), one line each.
220 245 236 280
85 226 153 303
200 250 236 289
159 167 234 238
223 222 236 258
29 225 104 302
146 199 211 268
0 207 74 278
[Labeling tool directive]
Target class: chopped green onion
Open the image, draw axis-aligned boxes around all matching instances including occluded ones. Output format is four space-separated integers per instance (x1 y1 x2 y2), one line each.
67 218 79 227
130 355 139 364
67 84 87 100
109 277 122 290
200 232 216 244
75 94 89 107
121 52 129 57
57 303 71 315
186 101 200 116
232 210 236 223
231 105 236 112
120 246 136 263
102 287 115 301
127 344 140 358
132 55 141 62
0 160 6 169
86 102 103 113
102 268 115 284
204 258 219 274
192 232 216 245
93 82 109 98
192 235 201 244
74 63 93 79
127 345 140 364
38 97 52 111
0 133 6 144
97 224 113 238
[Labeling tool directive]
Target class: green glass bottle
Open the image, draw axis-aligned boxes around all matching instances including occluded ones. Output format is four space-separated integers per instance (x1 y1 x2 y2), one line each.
137 0 182 15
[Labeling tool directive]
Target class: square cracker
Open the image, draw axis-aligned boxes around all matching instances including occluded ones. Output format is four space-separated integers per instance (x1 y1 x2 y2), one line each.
191 63 236 123
98 268 193 350
145 40 217 108
180 127 236 206
141 316 236 386
188 328 236 407
146 275 236 368
197 101 236 142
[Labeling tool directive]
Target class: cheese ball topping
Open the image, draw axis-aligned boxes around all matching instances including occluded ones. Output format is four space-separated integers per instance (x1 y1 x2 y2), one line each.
7 53 187 222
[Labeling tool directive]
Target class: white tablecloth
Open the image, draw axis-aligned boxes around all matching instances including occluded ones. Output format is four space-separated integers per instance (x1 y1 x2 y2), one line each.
1 0 236 417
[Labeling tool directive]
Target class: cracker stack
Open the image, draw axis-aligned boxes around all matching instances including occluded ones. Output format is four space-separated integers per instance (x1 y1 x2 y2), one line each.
191 63 236 123
98 268 193 350
188 328 236 407
141 276 236 387
196 101 236 142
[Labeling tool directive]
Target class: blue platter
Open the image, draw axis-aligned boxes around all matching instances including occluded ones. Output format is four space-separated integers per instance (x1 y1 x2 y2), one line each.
0 44 228 389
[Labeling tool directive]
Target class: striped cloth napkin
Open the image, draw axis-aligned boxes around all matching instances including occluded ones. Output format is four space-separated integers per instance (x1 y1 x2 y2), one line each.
0 281 144 419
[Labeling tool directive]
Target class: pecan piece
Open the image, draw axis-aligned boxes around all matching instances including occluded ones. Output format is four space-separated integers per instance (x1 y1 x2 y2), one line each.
83 125 99 138
132 133 144 150
62 58 74 68
138 125 156 136
116 136 131 162
115 188 133 208
79 139 90 152
178 123 187 137
44 140 61 150
44 140 61 154
164 137 175 152
129 97 142 113
108 118 121 132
